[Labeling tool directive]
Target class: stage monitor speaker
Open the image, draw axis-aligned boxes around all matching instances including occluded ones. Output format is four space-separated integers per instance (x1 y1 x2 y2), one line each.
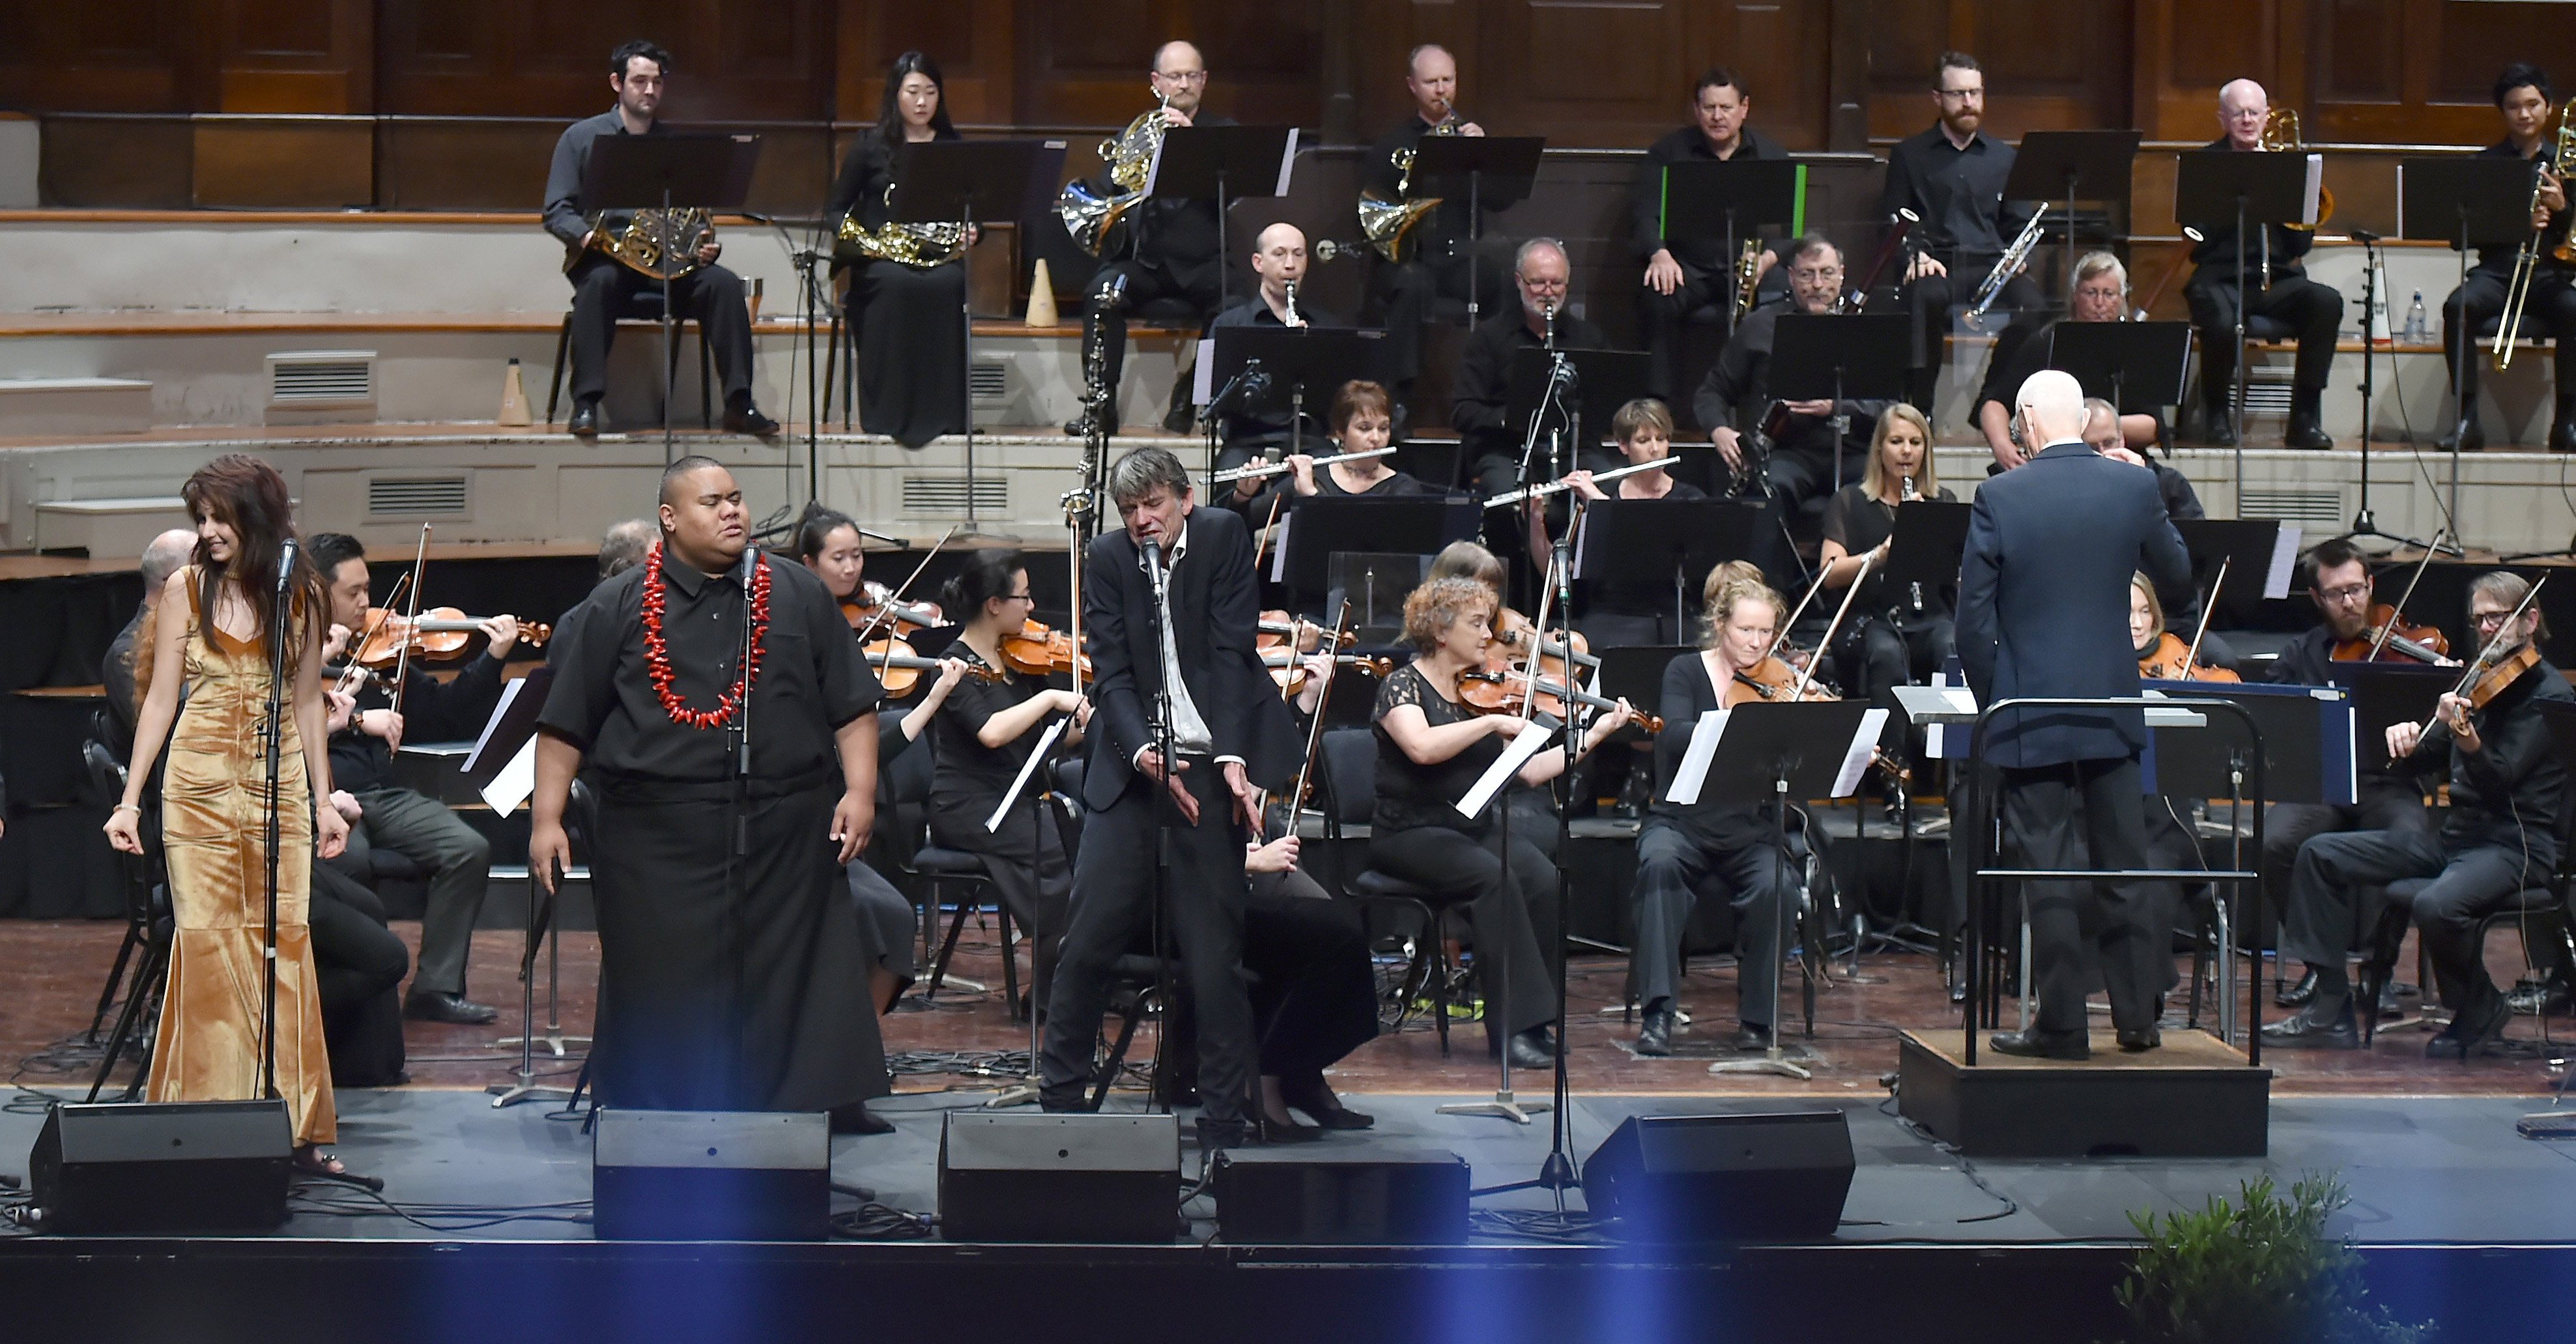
938 1111 1177 1243
1581 1110 1853 1241
591 1109 830 1242
27 1100 292 1235
1212 1147 1468 1244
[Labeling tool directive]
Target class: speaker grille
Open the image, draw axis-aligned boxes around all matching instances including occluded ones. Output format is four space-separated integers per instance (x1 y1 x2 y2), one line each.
969 359 1010 403
2239 488 2343 526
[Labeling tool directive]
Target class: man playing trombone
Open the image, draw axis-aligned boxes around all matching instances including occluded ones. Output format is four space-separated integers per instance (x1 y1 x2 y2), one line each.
2182 79 2341 450
2440 64 2576 453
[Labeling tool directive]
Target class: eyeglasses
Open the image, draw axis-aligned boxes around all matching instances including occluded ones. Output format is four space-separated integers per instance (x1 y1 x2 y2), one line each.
2474 610 2517 629
1004 592 1036 605
1154 70 1209 84
1936 87 1982 102
2315 583 2371 604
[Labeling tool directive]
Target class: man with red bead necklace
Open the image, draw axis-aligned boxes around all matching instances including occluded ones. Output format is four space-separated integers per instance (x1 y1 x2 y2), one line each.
530 456 895 1132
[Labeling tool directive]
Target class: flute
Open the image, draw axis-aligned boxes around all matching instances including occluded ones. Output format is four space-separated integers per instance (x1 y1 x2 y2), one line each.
1213 444 1399 485
1483 458 1663 508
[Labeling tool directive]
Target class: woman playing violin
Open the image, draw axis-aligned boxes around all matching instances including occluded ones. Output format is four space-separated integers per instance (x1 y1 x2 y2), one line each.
1371 577 1635 1069
2131 571 2237 682
795 505 942 631
929 549 1090 1009
1627 569 1809 1058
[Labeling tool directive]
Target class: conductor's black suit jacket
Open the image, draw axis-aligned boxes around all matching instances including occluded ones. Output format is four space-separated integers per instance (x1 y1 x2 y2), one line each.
1957 439 2191 769
1080 504 1299 810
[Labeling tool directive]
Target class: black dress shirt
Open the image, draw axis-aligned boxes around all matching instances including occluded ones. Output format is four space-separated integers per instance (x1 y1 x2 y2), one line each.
1364 115 1500 263
1209 296 1347 443
1880 124 2026 265
2469 137 2566 278
2392 657 2575 865
330 654 508 795
539 549 881 784
1646 652 1773 850
2184 138 2316 289
1629 124 1791 270
1689 300 1891 461
1452 308 1610 464
1089 112 1237 289
929 649 1055 816
1820 483 1961 616
1371 665 1501 836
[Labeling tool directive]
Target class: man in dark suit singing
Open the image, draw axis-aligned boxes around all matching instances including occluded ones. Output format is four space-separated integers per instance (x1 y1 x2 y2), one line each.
1958 369 2191 1059
1040 446 1298 1148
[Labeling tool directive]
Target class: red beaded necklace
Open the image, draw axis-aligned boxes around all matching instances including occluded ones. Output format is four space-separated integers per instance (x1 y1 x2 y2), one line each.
640 540 770 730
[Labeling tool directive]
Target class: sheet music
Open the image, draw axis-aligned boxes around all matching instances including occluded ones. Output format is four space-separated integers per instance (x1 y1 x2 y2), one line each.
2264 523 2303 599
1194 338 1216 407
1458 722 1556 818
1829 708 1891 798
986 719 1067 834
1274 129 1300 197
463 676 530 775
1270 513 1292 582
481 739 536 816
1665 709 1730 806
2301 154 2325 225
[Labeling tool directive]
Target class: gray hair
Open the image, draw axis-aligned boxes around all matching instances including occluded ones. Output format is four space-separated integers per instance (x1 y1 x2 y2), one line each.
598 519 656 580
2082 397 2120 425
1514 236 1567 276
1788 233 1842 268
2073 250 2129 294
139 527 197 592
1106 446 1192 508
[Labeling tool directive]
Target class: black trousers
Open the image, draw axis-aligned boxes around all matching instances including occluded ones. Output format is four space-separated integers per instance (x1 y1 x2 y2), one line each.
2280 827 2542 1014
1627 818 1798 1025
1368 823 1561 1046
932 796 1070 1008
566 255 756 409
309 860 410 1088
844 859 919 989
1637 255 1789 401
850 258 967 447
2262 782 2431 956
2185 274 2344 413
1901 267 2043 414
1369 233 1515 384
1995 757 2162 1035
1243 874 1379 1078
2442 266 2576 411
337 786 491 1000
1756 446 1854 586
1042 757 1256 1126
1840 612 1956 752
1081 258 1219 433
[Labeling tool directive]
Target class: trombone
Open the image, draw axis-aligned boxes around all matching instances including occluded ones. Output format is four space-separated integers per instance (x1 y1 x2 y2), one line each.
2495 104 2576 369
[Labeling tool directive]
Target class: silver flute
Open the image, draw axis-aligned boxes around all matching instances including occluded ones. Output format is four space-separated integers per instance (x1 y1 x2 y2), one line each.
1213 444 1398 485
1483 457 1663 508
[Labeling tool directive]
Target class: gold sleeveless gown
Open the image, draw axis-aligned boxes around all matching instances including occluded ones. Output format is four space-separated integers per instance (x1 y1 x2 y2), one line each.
147 569 335 1145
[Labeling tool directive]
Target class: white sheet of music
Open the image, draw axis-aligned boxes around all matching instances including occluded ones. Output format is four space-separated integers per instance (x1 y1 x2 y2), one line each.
1829 708 1892 798
463 676 530 775
481 740 536 817
1665 709 1730 806
2264 522 2303 598
1457 721 1556 818
986 719 1066 834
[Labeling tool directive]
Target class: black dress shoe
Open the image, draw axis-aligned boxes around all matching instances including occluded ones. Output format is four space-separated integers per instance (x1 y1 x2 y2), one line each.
404 991 498 1025
1281 1089 1373 1131
2117 1025 2162 1053
2551 418 2576 453
1728 1023 1770 1052
1161 401 1197 435
723 402 780 437
2284 414 2334 450
1504 1033 1553 1070
828 1102 895 1135
1635 1007 1677 1057
1988 1027 2090 1060
2437 423 2487 453
2276 966 2319 1008
2426 994 2510 1060
2259 999 2360 1050
2201 419 2239 448
1252 1112 1325 1143
567 403 601 437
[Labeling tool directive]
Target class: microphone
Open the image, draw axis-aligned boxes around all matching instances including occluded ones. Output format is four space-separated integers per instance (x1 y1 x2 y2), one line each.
1141 538 1163 573
276 537 298 593
741 541 758 594
2350 227 2382 244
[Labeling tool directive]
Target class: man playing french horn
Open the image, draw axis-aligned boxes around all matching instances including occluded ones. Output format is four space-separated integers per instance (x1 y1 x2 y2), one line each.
1364 44 1515 414
2440 64 2576 453
541 40 775 440
1063 40 1231 439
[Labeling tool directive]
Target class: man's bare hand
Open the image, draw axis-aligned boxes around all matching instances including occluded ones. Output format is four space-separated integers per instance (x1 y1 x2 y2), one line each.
1224 759 1261 830
830 789 875 863
1644 249 1684 297
1712 426 1744 471
1906 251 1947 282
1139 748 1199 825
529 818 573 894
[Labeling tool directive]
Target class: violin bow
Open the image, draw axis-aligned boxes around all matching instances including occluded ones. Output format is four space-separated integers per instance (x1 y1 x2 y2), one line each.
2418 571 2548 739
1517 551 1562 723
1792 552 1875 701
2181 557 2227 676
850 523 958 648
1274 601 1353 843
390 524 429 715
2366 531 2445 662
1763 569 1831 667
335 570 411 698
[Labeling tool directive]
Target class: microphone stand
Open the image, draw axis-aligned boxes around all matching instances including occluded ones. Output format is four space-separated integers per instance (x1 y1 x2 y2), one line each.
726 545 758 1108
259 549 295 1108
1140 541 1179 1118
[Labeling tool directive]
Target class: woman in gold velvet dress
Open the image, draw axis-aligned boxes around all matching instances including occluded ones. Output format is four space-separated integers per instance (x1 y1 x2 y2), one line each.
106 454 351 1173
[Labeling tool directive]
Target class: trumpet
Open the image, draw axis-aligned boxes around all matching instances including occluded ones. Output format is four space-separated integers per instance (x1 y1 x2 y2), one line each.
1968 210 2044 320
1212 445 1397 485
1483 458 1665 508
2496 104 2576 369
1731 237 1764 322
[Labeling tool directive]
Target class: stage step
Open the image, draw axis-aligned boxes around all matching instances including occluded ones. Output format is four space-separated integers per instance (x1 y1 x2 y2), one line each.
32 494 189 557
0 376 152 435
1895 1028 2270 1158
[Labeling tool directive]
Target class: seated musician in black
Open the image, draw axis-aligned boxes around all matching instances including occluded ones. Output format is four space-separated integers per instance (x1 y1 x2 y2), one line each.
1452 238 1609 509
1632 66 1792 402
1210 223 1341 474
825 50 971 448
2256 539 2438 1010
1816 403 1958 706
1630 569 1806 1056
1693 234 1891 585
928 549 1089 1011
2441 64 2576 453
1971 252 2166 471
2265 571 2573 1054
794 506 967 1012
1227 379 1428 527
1370 577 1633 1068
1364 43 1515 406
541 40 771 438
1565 397 1708 648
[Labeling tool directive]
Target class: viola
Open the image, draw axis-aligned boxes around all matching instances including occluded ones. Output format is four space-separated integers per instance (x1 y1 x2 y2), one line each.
1260 648 1394 697
842 582 942 636
2138 632 2242 683
353 606 551 669
862 636 1001 697
998 618 1091 680
2455 642 2543 714
1722 655 1837 708
2330 604 2453 665
1257 609 1360 694
1459 666 1663 733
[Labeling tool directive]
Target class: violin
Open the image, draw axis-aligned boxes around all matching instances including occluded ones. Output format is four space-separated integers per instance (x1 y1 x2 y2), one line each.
1257 609 1362 694
842 582 942 636
998 618 1091 680
2406 573 2549 752
1261 648 1394 697
352 607 551 669
861 638 1003 697
1459 666 1663 734
2138 632 2242 683
2330 604 2453 665
1718 654 1911 783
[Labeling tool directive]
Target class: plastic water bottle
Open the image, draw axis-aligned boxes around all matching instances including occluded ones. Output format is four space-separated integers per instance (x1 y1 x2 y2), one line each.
2403 290 2428 344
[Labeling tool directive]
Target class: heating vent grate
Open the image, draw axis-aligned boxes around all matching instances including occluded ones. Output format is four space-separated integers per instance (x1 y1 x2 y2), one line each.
269 351 375 403
969 360 1010 402
368 476 469 517
2238 488 2344 526
900 474 1009 516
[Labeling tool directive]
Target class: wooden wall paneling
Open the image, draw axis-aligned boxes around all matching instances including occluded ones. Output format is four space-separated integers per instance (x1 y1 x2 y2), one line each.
37 118 195 207
1718 1 1835 152
191 120 373 207
373 121 558 210
0 0 193 112
1861 0 1951 141
1482 1 1693 147
1012 0 1170 128
1343 0 1485 144
1865 1 2134 141
2133 0 2283 143
377 1 834 123
836 0 1014 125
209 0 374 113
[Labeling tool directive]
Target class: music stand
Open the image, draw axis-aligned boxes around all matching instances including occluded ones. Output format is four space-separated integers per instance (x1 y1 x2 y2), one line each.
2173 149 2317 459
894 138 1067 534
1152 125 1299 311
1596 644 1690 719
1394 438 1465 492
2400 156 2538 545
1883 498 1970 616
2046 321 2194 414
580 132 762 461
1504 347 1653 476
1661 160 1807 335
1575 499 1762 635
2330 663 2454 775
2175 518 2302 623
1272 494 1476 612
1206 325 1388 467
1665 698 1880 1078
2002 130 2143 298
1409 135 1547 326
1770 313 1910 492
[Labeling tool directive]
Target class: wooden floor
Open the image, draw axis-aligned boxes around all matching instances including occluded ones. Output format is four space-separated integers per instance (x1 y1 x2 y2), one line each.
5 913 2567 1101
